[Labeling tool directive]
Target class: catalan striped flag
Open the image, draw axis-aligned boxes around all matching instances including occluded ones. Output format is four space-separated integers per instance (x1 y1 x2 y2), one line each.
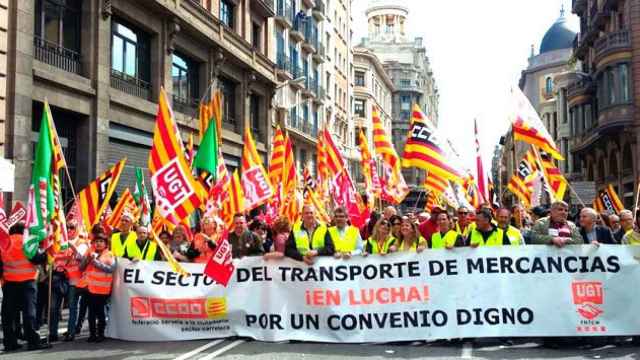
279 135 299 221
507 151 537 207
268 126 286 188
241 124 274 211
107 189 138 229
402 104 462 183
424 191 442 212
316 127 329 198
220 170 244 227
148 88 205 226
77 159 126 231
371 106 400 170
511 87 563 160
357 129 375 202
322 128 346 180
199 89 222 139
594 184 624 214
424 171 449 196
536 149 568 201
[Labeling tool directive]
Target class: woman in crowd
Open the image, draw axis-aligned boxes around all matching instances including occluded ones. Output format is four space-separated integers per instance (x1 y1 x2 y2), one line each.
170 225 198 262
263 217 291 260
192 216 222 263
364 218 397 256
398 217 427 253
389 215 403 240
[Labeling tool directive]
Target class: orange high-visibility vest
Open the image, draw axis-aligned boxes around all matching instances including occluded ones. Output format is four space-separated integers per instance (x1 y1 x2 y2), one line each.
86 250 114 295
2 234 37 282
65 239 89 286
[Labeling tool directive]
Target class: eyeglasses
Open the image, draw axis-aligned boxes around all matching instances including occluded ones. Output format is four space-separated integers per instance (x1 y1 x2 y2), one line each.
458 212 468 215
380 221 389 226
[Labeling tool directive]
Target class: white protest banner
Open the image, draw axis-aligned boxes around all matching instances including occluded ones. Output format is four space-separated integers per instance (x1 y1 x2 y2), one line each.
107 245 640 342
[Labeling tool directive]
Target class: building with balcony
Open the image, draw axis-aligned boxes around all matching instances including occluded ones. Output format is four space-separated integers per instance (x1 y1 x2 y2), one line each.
567 0 639 208
5 0 277 203
272 0 326 174
499 8 578 205
360 0 439 206
351 46 394 186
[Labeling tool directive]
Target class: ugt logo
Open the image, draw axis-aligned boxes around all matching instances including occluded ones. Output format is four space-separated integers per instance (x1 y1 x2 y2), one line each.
151 158 194 213
571 281 604 320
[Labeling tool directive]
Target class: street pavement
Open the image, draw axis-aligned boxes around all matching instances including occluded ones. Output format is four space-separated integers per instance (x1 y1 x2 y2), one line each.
1 336 639 359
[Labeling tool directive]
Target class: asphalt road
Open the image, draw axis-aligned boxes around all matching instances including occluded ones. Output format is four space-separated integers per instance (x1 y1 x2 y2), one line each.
2 336 639 359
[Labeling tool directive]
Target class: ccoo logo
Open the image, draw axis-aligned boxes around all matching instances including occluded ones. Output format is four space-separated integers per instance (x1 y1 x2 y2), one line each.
130 296 227 320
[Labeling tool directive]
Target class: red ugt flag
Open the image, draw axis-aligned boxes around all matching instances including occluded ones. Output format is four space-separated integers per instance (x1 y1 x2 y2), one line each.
204 237 235 287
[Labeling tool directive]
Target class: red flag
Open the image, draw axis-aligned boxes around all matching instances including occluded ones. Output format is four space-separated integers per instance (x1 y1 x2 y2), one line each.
474 119 488 202
332 170 369 229
204 237 235 287
8 202 27 228
0 193 9 250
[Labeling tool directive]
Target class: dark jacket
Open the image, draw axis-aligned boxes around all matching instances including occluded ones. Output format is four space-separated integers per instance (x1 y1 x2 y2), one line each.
579 225 617 245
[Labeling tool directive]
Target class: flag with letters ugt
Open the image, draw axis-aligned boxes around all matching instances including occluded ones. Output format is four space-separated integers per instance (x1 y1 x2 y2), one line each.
204 236 234 287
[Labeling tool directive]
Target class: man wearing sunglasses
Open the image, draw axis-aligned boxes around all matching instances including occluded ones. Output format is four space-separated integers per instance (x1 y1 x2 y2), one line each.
454 207 475 241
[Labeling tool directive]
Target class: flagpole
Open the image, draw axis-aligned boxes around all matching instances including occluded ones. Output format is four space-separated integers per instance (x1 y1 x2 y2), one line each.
632 177 640 225
46 263 53 345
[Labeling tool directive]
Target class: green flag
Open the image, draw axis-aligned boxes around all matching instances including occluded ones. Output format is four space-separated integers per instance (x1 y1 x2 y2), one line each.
133 167 151 225
193 119 219 177
24 110 55 258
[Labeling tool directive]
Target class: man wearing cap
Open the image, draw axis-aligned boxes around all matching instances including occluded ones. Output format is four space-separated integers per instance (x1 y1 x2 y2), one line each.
110 211 136 257
531 201 583 246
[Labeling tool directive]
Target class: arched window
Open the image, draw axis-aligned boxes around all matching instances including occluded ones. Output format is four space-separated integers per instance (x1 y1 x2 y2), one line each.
545 77 553 94
609 150 618 175
622 143 633 172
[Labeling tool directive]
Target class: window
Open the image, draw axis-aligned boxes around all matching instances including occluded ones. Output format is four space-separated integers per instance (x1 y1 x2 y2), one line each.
252 22 261 51
400 95 411 110
545 77 553 94
35 0 81 51
111 19 150 82
250 94 261 140
354 99 365 117
399 79 411 88
561 89 568 123
220 77 237 127
607 68 616 105
355 71 365 86
620 63 630 102
299 149 307 170
172 52 199 103
220 0 235 28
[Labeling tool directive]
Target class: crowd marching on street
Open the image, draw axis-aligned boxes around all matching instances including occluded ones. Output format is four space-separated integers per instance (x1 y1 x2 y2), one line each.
2 198 640 353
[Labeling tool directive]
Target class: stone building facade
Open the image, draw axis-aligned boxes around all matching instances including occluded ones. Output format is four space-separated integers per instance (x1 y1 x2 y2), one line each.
351 46 393 184
569 0 639 208
5 0 278 203
360 1 439 205
273 0 326 174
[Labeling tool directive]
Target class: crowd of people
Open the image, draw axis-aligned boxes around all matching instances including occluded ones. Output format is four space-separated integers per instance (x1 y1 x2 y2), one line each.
1 200 639 352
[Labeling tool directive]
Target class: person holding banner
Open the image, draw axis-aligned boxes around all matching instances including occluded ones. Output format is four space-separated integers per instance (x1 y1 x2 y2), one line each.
122 225 160 261
469 208 513 247
615 210 634 243
430 212 464 249
79 232 116 343
578 208 616 245
398 217 427 252
110 212 136 257
496 208 524 246
192 216 222 263
364 219 397 255
229 214 264 259
622 210 640 245
531 201 582 247
285 205 334 265
454 207 475 239
264 217 291 260
329 207 364 259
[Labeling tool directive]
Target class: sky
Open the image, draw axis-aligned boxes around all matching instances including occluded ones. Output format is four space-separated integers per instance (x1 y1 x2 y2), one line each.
350 0 579 174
